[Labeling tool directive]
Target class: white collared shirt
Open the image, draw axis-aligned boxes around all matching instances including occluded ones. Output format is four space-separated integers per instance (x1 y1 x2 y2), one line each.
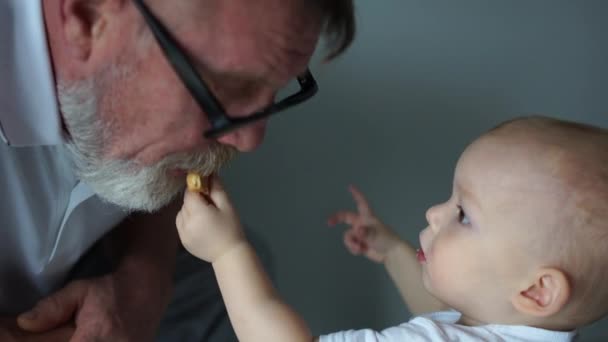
0 0 63 146
0 0 127 313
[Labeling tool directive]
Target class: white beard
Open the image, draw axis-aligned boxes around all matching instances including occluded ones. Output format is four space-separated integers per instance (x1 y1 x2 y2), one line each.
58 78 236 213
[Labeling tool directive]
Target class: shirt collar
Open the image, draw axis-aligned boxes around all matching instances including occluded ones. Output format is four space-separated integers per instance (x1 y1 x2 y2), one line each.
0 0 65 147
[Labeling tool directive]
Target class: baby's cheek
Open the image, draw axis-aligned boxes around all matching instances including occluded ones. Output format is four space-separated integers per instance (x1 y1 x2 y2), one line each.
427 255 449 286
428 240 462 285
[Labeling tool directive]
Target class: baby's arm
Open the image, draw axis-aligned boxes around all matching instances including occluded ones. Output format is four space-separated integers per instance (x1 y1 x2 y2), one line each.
213 240 314 342
383 239 446 315
328 186 446 315
176 178 314 342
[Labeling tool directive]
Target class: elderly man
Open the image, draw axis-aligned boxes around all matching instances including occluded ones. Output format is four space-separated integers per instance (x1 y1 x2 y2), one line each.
0 0 354 340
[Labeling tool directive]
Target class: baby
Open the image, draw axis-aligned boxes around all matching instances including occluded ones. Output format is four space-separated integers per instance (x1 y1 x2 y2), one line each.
176 116 608 341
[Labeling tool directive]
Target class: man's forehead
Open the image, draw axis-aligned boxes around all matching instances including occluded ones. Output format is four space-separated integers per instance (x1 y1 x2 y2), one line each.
174 0 321 84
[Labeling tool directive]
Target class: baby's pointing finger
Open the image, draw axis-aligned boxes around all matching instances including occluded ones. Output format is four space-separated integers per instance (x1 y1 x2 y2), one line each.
348 185 373 216
327 211 359 227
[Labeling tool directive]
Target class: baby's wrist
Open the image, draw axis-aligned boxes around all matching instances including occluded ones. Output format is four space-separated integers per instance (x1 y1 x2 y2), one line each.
211 237 250 265
383 238 405 265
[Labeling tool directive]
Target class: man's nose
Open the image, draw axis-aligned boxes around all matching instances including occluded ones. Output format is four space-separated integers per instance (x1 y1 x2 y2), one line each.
216 120 268 152
213 88 275 151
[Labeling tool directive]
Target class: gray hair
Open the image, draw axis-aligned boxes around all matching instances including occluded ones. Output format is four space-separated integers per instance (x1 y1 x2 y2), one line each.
316 0 356 60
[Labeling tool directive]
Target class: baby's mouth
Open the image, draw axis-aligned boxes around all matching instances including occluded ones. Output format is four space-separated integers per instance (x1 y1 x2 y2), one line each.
416 248 427 263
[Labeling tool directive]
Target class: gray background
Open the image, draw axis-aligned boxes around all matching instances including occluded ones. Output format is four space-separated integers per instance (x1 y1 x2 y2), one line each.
223 0 608 340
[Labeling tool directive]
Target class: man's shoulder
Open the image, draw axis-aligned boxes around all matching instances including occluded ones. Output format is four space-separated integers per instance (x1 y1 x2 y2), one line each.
0 0 64 147
0 143 77 212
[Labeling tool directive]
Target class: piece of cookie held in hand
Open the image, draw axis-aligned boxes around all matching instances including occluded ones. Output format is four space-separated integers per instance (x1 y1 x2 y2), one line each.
186 172 209 195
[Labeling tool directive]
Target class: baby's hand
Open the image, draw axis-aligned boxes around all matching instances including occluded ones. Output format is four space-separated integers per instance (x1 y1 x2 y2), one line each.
176 176 246 263
328 185 402 263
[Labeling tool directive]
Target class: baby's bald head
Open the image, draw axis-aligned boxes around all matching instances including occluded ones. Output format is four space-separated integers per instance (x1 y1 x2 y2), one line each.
486 116 608 325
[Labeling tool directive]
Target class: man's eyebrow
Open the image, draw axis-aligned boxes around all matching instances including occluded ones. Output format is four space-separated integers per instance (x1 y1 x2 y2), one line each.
183 52 258 82
204 65 283 91
193 56 304 92
212 67 267 82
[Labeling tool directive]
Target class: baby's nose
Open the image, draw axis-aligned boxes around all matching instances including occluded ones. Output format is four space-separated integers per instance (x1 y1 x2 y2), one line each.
425 205 442 233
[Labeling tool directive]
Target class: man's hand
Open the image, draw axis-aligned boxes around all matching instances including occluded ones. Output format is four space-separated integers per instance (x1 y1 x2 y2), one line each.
0 316 73 341
176 177 246 263
327 185 402 263
16 273 164 342
12 188 179 342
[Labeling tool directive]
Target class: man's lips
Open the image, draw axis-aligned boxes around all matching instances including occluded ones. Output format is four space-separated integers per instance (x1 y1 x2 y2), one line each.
416 248 427 263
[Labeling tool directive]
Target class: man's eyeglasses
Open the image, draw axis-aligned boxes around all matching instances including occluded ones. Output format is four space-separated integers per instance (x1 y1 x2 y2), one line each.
132 0 319 138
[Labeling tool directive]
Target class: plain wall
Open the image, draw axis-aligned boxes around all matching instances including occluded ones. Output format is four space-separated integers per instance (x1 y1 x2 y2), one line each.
223 1 608 340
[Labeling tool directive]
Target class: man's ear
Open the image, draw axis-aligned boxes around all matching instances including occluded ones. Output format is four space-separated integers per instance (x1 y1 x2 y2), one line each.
511 268 571 318
61 0 126 61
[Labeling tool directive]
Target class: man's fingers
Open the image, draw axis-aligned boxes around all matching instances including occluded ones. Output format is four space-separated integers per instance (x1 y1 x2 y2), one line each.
30 325 76 342
69 326 105 342
348 185 373 216
18 282 85 333
49 326 76 342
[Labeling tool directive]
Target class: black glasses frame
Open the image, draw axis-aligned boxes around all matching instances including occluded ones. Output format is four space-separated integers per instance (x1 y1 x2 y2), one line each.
132 0 319 138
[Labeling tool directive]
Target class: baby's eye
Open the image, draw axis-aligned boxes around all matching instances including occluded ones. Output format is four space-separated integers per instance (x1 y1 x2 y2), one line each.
457 205 471 226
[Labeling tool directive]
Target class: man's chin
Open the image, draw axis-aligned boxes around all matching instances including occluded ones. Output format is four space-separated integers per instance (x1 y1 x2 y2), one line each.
89 176 184 213
98 189 182 213
71 143 237 212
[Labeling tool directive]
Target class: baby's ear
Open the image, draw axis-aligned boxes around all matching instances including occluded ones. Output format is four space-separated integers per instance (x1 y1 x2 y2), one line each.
511 268 571 318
